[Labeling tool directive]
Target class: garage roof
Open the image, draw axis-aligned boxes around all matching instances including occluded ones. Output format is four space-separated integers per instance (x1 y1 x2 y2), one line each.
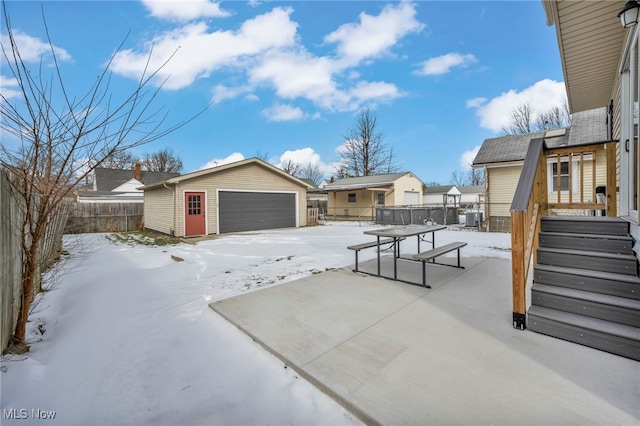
139 157 313 190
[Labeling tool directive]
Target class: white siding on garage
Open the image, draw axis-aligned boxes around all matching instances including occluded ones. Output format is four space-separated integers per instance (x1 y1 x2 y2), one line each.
144 186 175 235
172 163 307 237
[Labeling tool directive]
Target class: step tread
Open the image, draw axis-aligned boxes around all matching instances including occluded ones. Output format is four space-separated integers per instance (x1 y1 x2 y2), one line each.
528 306 640 341
538 247 638 261
539 231 633 242
534 264 640 285
541 216 627 223
532 283 640 310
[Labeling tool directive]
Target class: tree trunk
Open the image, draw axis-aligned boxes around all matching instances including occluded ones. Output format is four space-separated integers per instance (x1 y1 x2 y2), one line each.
9 243 39 354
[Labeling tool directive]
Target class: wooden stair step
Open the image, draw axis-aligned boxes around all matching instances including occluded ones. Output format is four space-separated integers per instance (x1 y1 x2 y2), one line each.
540 216 629 236
537 247 638 275
531 283 640 327
534 264 640 300
528 306 640 361
538 231 633 254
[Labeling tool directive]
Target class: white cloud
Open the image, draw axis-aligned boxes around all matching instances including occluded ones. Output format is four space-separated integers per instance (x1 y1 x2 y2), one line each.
324 2 423 65
0 75 21 99
468 79 567 133
278 147 333 177
109 8 298 90
262 104 305 122
1 30 71 63
200 152 245 169
466 97 486 108
279 147 321 166
415 53 477 76
459 146 481 171
110 3 423 115
141 0 231 22
212 84 251 104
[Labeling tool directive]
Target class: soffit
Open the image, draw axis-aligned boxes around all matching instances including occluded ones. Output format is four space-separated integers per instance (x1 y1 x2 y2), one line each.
548 0 627 113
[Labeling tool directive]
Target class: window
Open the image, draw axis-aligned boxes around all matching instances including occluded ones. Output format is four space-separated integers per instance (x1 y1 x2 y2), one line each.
348 193 356 203
188 194 201 215
552 161 569 192
376 192 385 205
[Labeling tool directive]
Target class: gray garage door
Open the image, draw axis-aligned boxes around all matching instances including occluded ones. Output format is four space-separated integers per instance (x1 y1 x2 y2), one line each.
218 191 296 233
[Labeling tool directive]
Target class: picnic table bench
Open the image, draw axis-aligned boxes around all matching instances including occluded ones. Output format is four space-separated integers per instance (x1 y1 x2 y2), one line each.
348 238 404 272
413 241 467 287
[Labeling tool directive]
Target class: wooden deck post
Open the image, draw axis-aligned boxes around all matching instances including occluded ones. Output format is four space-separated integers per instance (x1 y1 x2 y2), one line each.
510 210 527 330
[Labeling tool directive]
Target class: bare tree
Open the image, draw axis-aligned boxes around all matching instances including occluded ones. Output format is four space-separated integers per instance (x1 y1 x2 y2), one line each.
450 171 466 187
0 3 201 353
254 150 270 162
300 162 324 185
141 147 183 173
102 151 138 169
280 159 302 176
450 169 484 187
535 100 570 131
502 101 570 135
336 108 398 177
502 103 533 135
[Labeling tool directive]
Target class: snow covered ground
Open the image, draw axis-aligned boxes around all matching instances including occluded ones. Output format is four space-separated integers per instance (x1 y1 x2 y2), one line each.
1 223 511 425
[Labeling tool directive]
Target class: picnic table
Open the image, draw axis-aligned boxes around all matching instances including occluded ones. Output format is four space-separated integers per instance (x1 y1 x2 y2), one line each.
348 224 466 287
364 224 445 278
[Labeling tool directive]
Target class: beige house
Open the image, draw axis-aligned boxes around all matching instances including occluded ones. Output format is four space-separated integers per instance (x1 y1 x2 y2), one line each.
140 158 312 237
323 172 424 220
473 109 608 232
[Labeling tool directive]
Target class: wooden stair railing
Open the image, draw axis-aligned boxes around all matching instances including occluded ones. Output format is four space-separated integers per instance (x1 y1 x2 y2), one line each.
510 137 617 330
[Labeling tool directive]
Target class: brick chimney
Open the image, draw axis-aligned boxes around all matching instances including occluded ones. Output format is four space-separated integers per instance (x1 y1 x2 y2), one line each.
134 163 141 181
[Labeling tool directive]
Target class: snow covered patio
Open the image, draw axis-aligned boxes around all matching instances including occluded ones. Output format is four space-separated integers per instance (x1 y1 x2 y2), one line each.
1 223 638 425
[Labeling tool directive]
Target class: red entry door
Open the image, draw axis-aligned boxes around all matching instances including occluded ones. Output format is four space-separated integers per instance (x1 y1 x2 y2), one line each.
184 192 206 236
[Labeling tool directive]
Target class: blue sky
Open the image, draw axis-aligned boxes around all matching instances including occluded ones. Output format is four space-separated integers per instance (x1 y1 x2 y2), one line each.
1 0 566 184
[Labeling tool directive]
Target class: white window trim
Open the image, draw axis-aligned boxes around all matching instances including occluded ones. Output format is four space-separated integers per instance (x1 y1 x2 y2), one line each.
546 157 579 194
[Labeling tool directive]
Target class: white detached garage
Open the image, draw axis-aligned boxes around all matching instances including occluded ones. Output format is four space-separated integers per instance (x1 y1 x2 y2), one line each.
140 158 312 237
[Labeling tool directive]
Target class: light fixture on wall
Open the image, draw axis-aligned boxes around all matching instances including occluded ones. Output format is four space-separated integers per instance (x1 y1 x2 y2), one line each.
619 0 640 28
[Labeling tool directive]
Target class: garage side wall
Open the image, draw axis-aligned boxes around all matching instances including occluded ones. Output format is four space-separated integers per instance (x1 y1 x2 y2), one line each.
144 186 175 235
392 174 423 205
174 163 307 236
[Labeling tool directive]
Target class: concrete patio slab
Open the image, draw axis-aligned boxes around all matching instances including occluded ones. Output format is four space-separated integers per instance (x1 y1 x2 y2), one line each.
210 256 640 425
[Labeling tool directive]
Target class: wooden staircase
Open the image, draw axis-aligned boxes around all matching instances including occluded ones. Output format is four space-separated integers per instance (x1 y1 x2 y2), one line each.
528 216 640 361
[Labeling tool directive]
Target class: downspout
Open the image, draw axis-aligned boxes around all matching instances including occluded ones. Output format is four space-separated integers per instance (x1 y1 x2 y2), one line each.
483 167 490 232
164 183 176 237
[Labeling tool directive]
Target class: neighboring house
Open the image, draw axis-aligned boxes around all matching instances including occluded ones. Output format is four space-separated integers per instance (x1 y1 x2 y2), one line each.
303 179 328 210
473 109 608 231
323 172 424 220
77 164 179 203
140 157 312 237
422 185 461 206
458 185 485 209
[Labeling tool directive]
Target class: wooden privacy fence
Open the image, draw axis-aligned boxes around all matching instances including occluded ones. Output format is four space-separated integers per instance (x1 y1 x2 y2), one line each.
0 169 69 353
307 207 319 226
65 202 144 233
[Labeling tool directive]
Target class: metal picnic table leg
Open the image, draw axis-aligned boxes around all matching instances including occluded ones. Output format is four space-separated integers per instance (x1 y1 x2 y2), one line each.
393 237 398 280
376 235 381 276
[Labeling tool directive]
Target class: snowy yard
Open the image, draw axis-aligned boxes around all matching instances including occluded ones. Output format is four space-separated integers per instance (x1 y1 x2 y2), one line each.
1 223 511 425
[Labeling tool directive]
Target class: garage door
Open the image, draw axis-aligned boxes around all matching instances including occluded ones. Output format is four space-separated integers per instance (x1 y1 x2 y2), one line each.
218 191 296 233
